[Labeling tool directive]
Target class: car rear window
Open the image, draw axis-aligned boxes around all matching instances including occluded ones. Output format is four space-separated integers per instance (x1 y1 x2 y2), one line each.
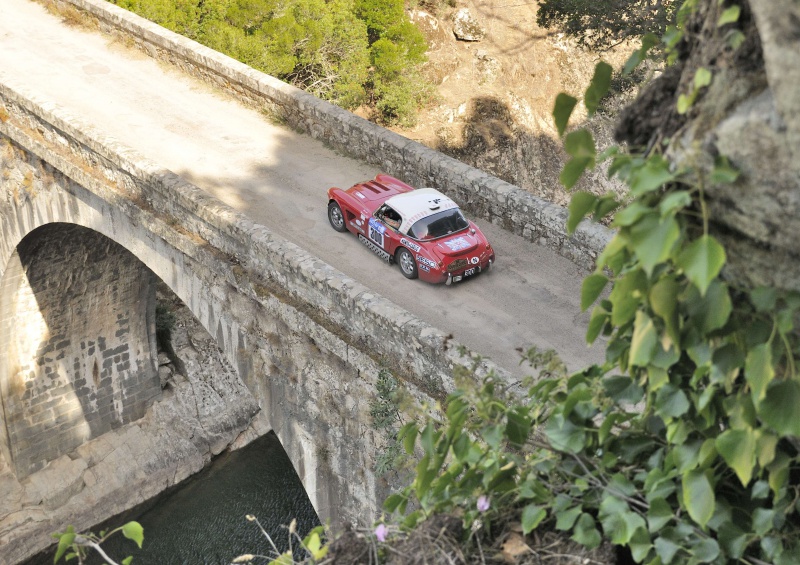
408 209 469 240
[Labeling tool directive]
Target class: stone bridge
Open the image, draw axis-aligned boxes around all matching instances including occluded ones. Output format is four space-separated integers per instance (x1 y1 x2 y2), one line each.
0 0 611 561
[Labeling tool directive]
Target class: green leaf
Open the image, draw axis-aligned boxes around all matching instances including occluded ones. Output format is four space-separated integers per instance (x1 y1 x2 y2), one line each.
581 274 608 311
568 192 597 234
628 214 680 275
564 129 596 160
555 506 582 531
561 130 596 189
561 157 592 189
586 305 609 344
750 286 776 312
677 236 726 296
650 276 681 345
545 414 585 453
384 493 405 513
122 558 133 565
752 508 775 537
656 384 690 419
609 269 647 326
553 93 578 137
401 422 418 454
682 470 715 527
629 156 676 196
599 496 646 545
596 233 627 275
629 527 653 562
685 280 732 335
677 93 693 115
613 202 652 227
505 407 531 447
694 67 712 89
659 190 692 217
603 375 644 404
521 504 547 534
122 522 144 549
594 195 619 219
420 423 435 456
54 528 76 563
647 498 673 532
718 522 748 559
693 538 721 563
760 380 800 437
623 33 659 75
710 155 740 184
584 61 613 117
655 536 681 564
745 343 774 405
717 5 741 26
716 428 757 485
572 513 602 549
630 311 658 367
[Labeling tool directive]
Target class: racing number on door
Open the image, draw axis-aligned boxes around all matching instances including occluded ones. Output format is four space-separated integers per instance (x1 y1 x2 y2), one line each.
368 218 385 248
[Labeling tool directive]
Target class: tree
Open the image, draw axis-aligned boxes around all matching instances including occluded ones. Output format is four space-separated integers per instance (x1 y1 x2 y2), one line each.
537 0 680 50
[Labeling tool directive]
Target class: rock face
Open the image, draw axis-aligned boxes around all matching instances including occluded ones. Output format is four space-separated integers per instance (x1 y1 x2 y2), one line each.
452 8 486 42
616 0 800 292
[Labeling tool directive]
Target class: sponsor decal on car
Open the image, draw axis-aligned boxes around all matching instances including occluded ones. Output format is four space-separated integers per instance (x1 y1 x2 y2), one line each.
349 220 364 232
368 218 385 248
444 236 471 252
470 256 479 264
418 264 430 272
417 255 437 269
400 238 421 252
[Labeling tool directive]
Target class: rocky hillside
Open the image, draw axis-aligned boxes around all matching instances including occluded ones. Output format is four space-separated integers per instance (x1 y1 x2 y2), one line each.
392 0 631 207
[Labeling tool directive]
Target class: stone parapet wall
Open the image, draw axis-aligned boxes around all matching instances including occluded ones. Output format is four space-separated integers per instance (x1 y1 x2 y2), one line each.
57 0 612 270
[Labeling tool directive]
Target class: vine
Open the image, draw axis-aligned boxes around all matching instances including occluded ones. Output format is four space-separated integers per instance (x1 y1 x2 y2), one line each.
387 1 800 563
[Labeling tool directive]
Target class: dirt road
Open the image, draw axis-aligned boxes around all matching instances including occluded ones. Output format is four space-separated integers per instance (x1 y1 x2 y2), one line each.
0 0 604 375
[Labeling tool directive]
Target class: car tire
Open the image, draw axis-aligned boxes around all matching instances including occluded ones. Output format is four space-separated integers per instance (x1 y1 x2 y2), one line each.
328 201 348 232
396 248 418 280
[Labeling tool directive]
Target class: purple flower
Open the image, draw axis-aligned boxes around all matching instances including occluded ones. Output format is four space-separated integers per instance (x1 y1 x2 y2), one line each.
375 523 388 542
477 495 490 512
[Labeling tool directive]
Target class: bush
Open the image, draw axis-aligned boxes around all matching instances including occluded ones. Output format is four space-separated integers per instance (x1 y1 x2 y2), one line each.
108 0 431 122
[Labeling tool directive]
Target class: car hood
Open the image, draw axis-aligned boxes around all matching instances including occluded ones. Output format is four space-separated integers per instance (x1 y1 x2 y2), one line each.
433 233 480 256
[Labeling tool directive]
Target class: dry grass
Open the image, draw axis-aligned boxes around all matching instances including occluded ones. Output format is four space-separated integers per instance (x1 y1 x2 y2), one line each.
323 514 617 565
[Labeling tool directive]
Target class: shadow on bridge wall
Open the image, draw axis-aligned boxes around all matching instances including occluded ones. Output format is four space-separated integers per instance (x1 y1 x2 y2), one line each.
0 223 161 478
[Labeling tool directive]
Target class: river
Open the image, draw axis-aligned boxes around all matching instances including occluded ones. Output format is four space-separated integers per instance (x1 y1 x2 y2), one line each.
25 432 320 564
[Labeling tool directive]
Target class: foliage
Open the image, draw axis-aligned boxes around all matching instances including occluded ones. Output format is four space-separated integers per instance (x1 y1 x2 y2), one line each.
107 0 430 123
370 368 406 475
387 2 800 564
537 0 680 50
232 516 328 564
52 522 143 565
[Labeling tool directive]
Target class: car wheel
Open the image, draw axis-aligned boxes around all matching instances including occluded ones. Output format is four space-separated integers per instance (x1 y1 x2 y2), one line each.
396 248 418 280
328 201 347 232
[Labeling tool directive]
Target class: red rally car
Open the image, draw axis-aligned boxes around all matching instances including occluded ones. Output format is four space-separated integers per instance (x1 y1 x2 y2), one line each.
327 174 495 285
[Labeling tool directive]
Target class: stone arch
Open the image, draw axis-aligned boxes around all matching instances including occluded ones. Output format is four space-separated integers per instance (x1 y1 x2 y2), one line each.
0 223 160 478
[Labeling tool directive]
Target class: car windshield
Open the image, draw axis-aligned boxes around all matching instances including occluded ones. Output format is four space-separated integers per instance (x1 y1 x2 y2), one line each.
408 208 469 240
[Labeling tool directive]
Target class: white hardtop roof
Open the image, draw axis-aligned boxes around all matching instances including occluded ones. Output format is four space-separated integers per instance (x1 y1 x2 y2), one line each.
386 188 459 232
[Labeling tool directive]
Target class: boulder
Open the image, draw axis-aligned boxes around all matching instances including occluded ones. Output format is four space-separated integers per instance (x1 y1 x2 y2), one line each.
453 8 485 42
